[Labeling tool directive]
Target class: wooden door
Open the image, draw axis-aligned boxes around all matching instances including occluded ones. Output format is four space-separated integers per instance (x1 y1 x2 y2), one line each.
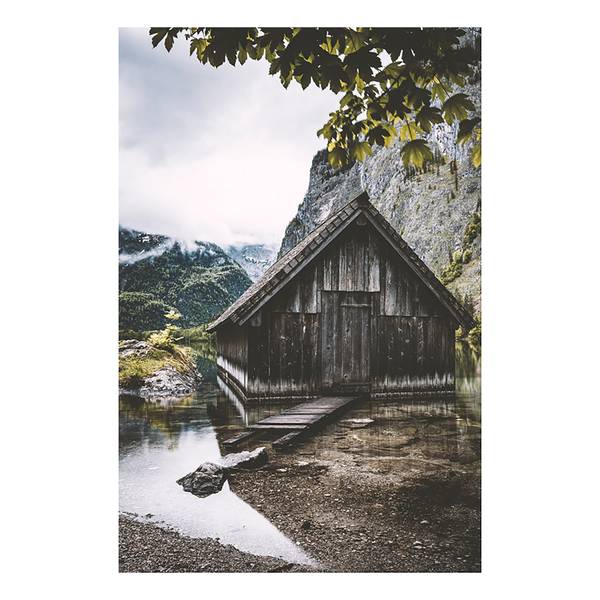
321 291 372 391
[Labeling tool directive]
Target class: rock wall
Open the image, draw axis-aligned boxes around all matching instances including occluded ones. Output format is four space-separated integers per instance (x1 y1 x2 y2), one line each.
278 84 481 316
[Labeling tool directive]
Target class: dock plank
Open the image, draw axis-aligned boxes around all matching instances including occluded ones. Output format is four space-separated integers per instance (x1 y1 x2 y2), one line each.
272 430 304 448
248 423 306 430
257 414 323 425
223 431 257 447
245 396 358 441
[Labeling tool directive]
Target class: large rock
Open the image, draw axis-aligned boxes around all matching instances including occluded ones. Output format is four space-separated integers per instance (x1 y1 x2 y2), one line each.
118 340 201 399
139 366 197 399
118 339 151 358
177 448 268 498
176 462 227 498
219 447 268 470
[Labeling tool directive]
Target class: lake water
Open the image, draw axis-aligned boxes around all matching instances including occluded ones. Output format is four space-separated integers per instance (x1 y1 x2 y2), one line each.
119 342 480 564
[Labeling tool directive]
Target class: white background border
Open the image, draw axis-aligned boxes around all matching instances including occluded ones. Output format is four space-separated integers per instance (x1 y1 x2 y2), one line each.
2 1 599 598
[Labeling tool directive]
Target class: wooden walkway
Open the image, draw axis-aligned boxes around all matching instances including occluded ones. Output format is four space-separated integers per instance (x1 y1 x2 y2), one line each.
224 396 357 449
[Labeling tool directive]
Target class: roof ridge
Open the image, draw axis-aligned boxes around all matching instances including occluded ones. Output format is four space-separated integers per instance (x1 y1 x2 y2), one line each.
207 189 475 332
206 191 366 331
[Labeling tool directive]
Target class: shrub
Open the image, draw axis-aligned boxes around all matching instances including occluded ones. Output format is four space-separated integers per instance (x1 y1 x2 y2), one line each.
147 310 182 351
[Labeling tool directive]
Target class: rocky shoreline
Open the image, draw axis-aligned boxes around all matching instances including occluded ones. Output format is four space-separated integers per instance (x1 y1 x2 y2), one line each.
119 516 314 573
119 454 480 573
118 339 200 399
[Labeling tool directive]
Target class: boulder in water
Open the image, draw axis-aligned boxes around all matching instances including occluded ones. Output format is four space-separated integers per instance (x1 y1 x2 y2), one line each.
176 462 227 498
177 448 268 498
219 447 268 471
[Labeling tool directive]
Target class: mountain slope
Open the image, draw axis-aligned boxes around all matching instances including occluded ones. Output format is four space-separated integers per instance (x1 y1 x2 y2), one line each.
279 66 481 316
224 244 278 282
119 227 252 329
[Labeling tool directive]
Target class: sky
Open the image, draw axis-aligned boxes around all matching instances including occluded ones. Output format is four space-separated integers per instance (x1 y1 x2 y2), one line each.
119 28 339 247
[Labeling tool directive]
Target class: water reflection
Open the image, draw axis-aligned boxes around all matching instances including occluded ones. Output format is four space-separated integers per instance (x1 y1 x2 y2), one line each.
119 390 314 565
120 342 480 563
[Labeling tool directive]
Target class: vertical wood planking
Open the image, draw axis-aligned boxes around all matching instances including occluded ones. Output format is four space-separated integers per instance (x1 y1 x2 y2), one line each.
220 215 458 398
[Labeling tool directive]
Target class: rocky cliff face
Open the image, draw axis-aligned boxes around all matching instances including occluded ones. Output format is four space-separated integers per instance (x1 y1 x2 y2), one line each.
279 81 481 316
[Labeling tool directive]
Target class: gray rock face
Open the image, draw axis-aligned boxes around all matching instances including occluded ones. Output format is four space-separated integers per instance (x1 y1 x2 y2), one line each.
139 366 198 399
176 462 227 498
219 447 268 470
119 339 200 399
118 339 151 358
278 74 481 315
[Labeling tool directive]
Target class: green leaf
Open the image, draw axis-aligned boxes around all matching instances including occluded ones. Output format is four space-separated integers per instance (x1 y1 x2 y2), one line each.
366 124 394 147
399 121 420 141
457 118 481 145
149 28 169 48
442 93 475 125
416 106 444 132
381 124 397 148
400 139 434 168
343 46 381 81
165 32 175 52
226 47 237 66
340 91 354 108
471 141 481 168
328 146 348 169
344 29 367 54
406 87 431 109
351 141 373 162
268 58 281 75
431 81 448 103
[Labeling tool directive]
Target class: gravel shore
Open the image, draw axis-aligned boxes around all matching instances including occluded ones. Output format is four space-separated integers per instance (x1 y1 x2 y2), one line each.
120 396 480 573
119 516 314 572
227 454 481 572
120 456 479 573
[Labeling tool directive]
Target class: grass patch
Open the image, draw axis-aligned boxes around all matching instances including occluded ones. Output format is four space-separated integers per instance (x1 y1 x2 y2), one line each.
118 343 195 389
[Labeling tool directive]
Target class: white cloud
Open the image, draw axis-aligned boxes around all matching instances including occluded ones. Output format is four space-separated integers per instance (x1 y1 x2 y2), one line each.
119 28 339 246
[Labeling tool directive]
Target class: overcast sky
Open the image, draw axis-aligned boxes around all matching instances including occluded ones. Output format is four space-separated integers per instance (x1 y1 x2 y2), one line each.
119 28 339 246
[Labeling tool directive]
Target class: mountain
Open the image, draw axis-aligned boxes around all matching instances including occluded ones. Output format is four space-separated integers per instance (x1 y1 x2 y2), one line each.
224 243 278 282
119 227 252 330
278 42 481 316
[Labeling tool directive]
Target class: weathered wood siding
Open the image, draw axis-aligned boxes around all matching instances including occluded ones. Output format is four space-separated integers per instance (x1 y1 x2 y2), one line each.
246 312 321 398
372 316 455 394
321 291 378 390
215 323 248 397
218 220 457 399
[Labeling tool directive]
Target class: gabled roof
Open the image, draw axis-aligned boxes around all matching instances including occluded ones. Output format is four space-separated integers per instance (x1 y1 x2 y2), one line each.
207 191 475 332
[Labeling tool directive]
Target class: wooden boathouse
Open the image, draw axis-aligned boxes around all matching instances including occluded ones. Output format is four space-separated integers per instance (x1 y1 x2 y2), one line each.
207 191 474 401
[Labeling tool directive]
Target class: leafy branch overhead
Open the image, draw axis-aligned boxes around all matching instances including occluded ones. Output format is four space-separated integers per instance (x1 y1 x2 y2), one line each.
149 27 481 170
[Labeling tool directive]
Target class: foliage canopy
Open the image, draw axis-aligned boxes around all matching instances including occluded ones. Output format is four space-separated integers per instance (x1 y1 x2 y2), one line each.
149 27 481 169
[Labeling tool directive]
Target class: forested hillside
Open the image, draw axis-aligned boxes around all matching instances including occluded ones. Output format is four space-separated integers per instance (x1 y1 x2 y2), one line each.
119 227 252 330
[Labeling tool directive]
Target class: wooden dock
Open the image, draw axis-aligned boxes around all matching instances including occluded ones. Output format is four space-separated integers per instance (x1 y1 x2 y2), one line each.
224 396 357 449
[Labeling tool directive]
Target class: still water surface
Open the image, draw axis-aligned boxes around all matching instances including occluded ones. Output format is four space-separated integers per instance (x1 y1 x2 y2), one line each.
119 344 480 563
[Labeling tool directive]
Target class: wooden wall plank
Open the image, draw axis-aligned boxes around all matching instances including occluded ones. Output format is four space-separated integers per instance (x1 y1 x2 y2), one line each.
222 218 457 398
